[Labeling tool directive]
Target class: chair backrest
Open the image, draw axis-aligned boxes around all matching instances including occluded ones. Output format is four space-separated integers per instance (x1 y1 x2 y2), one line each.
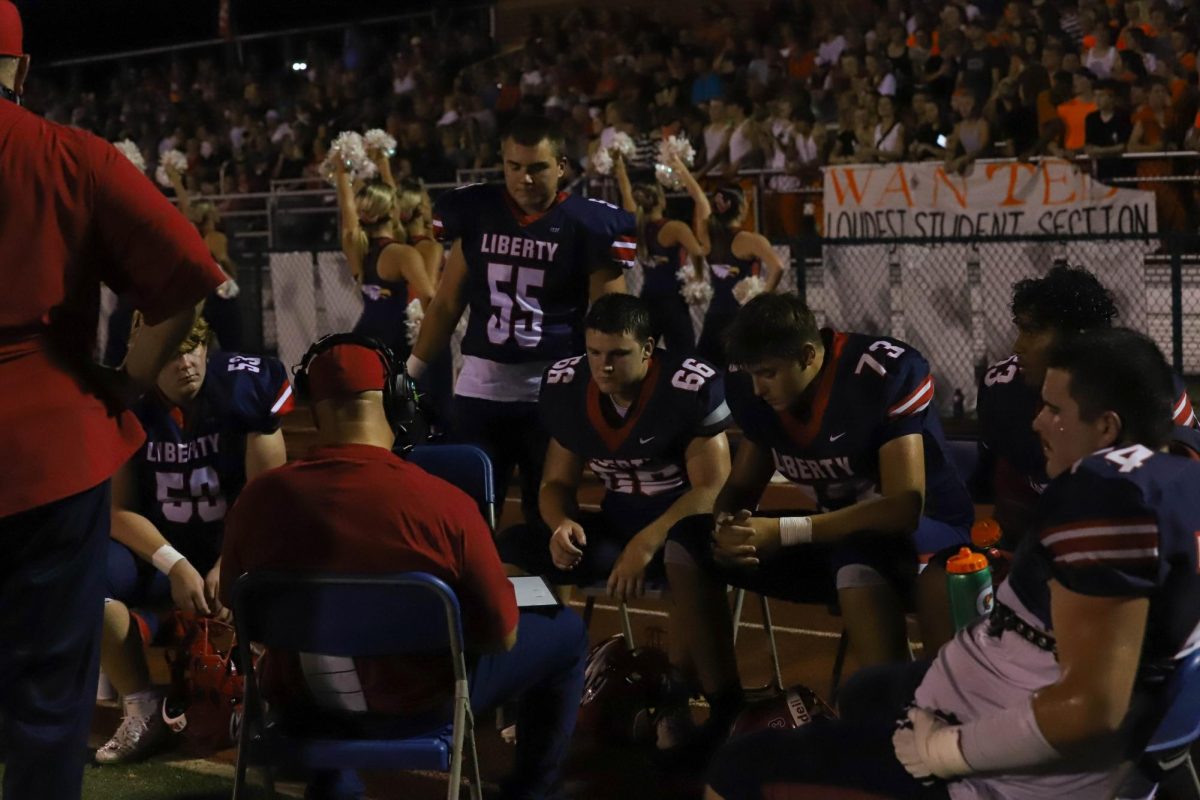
231 571 465 665
1146 648 1200 752
407 444 496 528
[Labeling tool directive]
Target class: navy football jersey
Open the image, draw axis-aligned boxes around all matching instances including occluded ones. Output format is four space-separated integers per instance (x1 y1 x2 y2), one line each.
433 184 637 364
640 219 687 298
539 351 731 528
131 351 294 571
978 354 1197 497
727 329 973 528
1008 446 1200 666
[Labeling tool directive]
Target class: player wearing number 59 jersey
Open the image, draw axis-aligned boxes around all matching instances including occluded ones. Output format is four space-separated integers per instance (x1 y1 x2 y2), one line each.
95 315 292 765
406 115 636 524
666 295 973 735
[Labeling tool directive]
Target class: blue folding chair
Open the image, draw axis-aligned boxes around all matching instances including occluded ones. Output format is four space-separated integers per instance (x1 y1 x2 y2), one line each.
1137 649 1200 799
230 571 482 800
407 444 497 530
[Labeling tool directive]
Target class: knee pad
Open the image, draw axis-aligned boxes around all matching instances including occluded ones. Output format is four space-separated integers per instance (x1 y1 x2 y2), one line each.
835 563 888 591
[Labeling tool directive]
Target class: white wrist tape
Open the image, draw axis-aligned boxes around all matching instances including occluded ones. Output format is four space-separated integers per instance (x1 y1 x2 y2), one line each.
778 516 813 546
924 723 972 778
958 697 1062 772
405 354 428 380
151 545 186 576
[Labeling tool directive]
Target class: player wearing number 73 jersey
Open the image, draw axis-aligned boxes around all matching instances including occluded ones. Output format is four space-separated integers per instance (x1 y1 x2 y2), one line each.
407 115 636 524
666 294 974 722
94 315 292 765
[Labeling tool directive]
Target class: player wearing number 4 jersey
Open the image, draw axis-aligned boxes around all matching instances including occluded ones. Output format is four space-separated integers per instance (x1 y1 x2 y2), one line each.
667 294 973 745
976 265 1197 550
406 115 636 524
95 315 292 765
705 328 1200 800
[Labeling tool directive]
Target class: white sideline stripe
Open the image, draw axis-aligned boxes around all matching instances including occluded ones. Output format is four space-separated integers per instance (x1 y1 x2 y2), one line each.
567 599 842 640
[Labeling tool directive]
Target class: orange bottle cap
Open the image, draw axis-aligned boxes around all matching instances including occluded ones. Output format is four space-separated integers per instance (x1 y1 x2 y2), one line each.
971 518 1002 549
946 546 989 574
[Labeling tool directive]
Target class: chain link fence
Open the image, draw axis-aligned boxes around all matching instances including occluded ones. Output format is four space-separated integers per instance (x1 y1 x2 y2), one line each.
794 233 1200 417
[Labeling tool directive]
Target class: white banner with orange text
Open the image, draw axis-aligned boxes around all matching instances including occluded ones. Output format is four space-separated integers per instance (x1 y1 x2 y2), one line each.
817 160 1160 414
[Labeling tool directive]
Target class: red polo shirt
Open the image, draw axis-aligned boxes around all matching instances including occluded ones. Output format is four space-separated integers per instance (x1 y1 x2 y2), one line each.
0 100 224 518
221 443 519 715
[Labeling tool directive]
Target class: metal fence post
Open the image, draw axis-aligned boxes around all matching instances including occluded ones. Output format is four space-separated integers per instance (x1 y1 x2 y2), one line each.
1172 243 1184 375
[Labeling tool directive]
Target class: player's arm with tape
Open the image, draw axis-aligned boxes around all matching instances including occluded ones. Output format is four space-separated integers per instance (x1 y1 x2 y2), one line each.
710 438 779 567
809 433 925 543
609 432 731 600
110 460 211 616
538 438 588 572
407 239 469 379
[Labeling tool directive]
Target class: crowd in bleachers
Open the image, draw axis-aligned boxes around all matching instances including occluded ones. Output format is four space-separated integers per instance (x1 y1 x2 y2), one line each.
20 0 1200 232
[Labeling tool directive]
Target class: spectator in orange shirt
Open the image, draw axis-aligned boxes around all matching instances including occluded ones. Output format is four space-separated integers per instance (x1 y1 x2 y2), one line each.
1055 69 1099 153
1129 76 1190 230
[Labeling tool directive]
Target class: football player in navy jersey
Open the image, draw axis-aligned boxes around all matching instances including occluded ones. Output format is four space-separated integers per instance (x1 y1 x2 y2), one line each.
977 264 1196 546
498 293 731 750
406 115 637 524
666 293 973 743
705 327 1200 800
498 293 731 596
95 315 293 764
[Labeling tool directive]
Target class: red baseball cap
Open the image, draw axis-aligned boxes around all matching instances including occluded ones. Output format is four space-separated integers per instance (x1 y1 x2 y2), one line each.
0 1 22 58
307 343 387 402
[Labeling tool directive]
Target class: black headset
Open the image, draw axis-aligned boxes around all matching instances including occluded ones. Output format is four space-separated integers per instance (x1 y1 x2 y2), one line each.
293 332 416 434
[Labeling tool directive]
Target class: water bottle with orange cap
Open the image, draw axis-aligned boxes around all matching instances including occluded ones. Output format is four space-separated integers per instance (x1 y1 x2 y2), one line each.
971 517 1011 584
946 547 994 632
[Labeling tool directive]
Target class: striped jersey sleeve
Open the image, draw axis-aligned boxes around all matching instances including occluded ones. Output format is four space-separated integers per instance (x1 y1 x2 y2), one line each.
1036 454 1164 597
880 347 935 441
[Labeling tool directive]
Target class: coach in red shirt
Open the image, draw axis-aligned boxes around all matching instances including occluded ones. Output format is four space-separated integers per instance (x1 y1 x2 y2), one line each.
0 4 225 798
221 339 588 800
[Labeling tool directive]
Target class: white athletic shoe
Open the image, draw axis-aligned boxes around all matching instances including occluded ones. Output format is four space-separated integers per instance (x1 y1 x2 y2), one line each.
94 702 170 764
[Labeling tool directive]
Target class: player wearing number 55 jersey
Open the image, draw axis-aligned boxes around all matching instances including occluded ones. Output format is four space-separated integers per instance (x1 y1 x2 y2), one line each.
666 294 973 744
406 115 636 524
95 315 292 765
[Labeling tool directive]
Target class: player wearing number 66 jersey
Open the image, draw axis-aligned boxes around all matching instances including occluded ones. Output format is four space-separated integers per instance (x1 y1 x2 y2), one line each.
665 294 973 745
94 314 292 765
406 115 636 525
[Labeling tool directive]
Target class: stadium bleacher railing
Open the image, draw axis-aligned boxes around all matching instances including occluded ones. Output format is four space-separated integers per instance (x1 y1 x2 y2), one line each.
195 159 1199 420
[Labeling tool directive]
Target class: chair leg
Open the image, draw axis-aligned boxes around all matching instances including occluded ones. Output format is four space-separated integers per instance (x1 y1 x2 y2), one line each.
448 683 470 800
467 718 484 800
830 628 849 700
1159 753 1200 800
620 601 636 649
731 588 745 645
232 716 249 800
759 595 784 692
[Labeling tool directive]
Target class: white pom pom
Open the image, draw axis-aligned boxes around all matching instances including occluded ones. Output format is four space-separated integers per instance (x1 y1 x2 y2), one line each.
405 298 425 345
655 162 681 189
155 149 189 187
678 266 713 306
113 140 146 173
215 278 240 300
655 135 696 189
732 275 767 306
321 131 373 185
591 147 614 176
363 129 397 158
610 131 635 160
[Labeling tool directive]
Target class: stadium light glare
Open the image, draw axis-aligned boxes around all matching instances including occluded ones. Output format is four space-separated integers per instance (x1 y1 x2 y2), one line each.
291 61 308 72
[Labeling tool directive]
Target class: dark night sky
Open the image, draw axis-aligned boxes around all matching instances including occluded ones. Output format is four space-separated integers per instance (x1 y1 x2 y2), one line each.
17 0 467 63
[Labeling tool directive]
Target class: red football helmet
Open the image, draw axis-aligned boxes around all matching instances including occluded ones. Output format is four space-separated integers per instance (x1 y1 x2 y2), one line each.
163 612 255 751
577 634 674 746
727 683 836 741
